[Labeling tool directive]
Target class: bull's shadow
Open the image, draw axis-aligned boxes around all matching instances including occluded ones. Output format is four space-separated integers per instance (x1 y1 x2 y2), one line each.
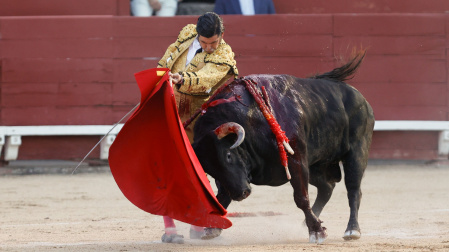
191 50 374 243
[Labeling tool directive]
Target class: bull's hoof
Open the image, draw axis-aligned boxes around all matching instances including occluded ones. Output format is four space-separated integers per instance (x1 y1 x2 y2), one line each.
200 228 222 240
161 233 184 244
309 227 328 244
343 230 361 240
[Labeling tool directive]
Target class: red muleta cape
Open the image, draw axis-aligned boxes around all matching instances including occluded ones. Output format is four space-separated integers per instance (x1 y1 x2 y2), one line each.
108 68 231 229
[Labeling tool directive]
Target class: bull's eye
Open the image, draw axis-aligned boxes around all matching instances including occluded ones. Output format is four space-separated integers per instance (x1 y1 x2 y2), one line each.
226 151 232 163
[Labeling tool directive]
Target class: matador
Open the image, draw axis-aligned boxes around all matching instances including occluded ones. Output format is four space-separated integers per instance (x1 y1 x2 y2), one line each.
157 15 238 142
156 12 238 243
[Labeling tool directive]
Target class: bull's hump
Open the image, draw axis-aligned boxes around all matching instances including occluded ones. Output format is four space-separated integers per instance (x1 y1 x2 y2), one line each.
245 74 294 90
246 74 290 82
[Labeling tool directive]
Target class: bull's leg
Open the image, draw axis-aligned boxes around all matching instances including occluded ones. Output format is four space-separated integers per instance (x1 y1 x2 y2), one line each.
309 163 340 218
215 180 232 209
290 162 327 244
341 147 368 240
198 180 229 240
310 179 336 218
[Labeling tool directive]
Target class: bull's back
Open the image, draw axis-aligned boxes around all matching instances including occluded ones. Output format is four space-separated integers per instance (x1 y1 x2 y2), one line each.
247 74 373 166
298 77 374 165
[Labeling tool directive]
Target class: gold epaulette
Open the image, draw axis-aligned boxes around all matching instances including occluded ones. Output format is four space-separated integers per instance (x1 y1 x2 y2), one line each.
204 42 239 76
177 24 197 44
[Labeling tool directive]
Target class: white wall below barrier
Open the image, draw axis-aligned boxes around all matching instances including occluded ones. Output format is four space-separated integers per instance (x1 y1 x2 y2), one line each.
1 121 448 161
0 125 124 161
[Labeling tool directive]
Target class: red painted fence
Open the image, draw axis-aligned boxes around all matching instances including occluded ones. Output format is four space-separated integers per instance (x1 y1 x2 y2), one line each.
0 0 130 16
275 0 449 14
0 13 448 160
2 0 449 16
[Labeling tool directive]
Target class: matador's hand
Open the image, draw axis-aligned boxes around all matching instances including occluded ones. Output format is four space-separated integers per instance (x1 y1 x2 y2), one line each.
169 72 183 85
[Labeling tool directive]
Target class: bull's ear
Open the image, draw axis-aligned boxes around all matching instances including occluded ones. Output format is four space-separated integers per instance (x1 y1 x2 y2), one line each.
214 122 245 149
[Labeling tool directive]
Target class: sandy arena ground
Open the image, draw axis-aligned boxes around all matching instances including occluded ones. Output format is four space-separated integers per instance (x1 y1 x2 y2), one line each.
0 163 448 251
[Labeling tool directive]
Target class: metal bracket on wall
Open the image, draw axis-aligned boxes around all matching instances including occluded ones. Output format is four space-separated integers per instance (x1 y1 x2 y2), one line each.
100 135 116 160
0 134 5 156
4 135 22 161
438 130 449 156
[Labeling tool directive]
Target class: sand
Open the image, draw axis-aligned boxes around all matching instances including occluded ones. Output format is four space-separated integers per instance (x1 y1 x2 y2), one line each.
0 163 448 251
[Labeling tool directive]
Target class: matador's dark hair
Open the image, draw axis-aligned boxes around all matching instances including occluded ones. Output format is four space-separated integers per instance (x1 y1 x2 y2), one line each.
196 12 224 38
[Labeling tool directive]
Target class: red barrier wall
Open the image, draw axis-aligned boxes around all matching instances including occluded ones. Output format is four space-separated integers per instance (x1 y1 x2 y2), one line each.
2 0 449 16
0 0 130 16
274 0 449 14
1 14 448 161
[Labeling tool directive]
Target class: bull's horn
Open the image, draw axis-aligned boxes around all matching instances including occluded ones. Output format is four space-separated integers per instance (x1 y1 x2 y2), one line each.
214 122 245 149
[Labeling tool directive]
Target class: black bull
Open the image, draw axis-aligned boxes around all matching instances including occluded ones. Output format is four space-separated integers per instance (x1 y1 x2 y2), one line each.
191 51 374 243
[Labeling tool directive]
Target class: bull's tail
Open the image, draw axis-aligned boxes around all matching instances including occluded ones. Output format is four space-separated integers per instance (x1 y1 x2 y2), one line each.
311 49 366 82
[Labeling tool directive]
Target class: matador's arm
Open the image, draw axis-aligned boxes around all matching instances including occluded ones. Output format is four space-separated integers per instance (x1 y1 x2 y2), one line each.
177 63 231 94
178 43 238 94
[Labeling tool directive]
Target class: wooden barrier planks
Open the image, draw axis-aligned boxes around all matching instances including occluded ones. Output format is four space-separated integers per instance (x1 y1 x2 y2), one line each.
274 0 449 14
1 14 449 160
0 0 129 16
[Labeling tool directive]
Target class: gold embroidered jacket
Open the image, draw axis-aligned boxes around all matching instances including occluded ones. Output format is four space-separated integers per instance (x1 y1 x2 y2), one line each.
157 24 239 96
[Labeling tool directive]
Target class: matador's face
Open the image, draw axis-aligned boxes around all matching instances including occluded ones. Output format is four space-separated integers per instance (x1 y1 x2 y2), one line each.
198 34 223 54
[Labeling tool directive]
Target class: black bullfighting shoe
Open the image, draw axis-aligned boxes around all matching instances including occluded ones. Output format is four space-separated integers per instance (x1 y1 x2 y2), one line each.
189 227 203 239
189 227 222 240
161 233 184 244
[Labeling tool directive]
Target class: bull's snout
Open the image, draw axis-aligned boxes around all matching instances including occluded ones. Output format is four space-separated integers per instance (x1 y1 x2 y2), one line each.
233 188 251 201
242 189 251 199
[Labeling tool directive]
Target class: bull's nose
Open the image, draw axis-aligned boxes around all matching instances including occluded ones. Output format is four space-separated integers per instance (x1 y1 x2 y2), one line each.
242 189 251 199
231 188 252 201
